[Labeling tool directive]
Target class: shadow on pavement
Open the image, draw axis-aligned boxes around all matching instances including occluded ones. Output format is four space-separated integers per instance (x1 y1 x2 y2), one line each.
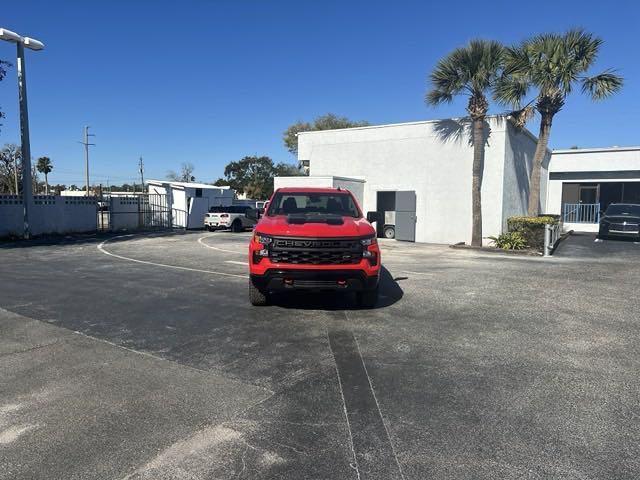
0 229 182 250
269 266 404 311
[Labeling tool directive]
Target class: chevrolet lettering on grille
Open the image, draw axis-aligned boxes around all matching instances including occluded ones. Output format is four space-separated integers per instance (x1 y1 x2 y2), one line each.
275 239 346 249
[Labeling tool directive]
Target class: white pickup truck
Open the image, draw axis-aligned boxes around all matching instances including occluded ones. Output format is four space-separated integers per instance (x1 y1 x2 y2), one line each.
204 205 258 232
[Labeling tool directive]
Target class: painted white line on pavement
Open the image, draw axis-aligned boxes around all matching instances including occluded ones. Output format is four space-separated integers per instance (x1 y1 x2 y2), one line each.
197 235 246 255
401 270 435 276
97 235 247 279
225 260 249 266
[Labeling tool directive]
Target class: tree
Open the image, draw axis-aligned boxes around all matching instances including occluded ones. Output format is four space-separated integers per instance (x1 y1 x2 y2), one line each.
283 113 370 156
426 40 504 246
215 156 301 200
167 162 196 182
496 29 623 215
0 143 21 194
36 156 53 194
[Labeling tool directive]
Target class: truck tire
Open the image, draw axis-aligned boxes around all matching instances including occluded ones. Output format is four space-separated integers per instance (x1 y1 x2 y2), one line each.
357 287 378 309
383 226 395 239
249 281 269 306
231 220 243 232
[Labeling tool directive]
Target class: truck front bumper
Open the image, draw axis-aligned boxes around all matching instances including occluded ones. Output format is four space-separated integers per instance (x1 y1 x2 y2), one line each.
250 269 379 292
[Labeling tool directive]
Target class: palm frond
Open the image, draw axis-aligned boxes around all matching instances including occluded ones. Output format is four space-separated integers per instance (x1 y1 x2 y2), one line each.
581 70 624 100
493 74 529 107
426 39 504 109
564 28 602 71
503 45 530 76
425 89 454 105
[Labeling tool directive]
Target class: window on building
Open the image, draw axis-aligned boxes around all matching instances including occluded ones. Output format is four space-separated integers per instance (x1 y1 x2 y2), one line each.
195 188 203 198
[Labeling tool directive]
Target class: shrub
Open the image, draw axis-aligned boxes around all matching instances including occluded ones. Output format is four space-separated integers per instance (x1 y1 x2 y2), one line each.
507 215 559 250
489 231 528 250
507 215 559 230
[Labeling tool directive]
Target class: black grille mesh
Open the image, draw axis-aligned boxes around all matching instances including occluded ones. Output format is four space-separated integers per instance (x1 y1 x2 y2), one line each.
269 237 362 265
610 223 639 232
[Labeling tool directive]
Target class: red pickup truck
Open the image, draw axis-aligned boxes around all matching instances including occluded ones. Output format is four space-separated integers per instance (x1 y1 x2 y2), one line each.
248 187 381 307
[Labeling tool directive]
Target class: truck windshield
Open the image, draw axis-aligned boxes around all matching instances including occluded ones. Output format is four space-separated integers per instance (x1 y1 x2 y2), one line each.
268 192 360 218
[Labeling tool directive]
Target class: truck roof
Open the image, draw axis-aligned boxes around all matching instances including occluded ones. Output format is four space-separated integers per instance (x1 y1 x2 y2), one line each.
274 187 349 194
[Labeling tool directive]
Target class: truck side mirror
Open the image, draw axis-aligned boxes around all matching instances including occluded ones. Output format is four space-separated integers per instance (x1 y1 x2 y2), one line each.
366 211 380 223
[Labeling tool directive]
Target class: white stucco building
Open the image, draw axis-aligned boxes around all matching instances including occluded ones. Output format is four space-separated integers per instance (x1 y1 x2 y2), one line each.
546 146 640 231
295 117 548 244
147 180 235 229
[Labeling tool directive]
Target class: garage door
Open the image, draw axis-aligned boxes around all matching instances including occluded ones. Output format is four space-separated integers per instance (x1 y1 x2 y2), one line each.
395 191 416 242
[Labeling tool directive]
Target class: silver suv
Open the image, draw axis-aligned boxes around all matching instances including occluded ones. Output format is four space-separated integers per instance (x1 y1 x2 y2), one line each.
204 205 258 232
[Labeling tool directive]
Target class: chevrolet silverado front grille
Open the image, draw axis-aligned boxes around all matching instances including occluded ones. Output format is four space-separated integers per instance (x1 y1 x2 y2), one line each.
269 237 362 265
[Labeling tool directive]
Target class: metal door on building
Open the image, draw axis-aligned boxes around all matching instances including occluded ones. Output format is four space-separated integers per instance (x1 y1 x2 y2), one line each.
394 191 416 242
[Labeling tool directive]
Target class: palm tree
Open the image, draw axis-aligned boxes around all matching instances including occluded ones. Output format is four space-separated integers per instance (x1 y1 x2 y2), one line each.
496 29 623 215
36 156 53 194
426 40 504 246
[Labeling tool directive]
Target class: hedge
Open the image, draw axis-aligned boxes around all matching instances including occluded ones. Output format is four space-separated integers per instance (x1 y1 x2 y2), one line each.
506 215 560 250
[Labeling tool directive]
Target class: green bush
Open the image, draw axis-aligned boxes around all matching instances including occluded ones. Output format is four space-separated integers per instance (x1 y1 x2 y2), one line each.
506 215 559 250
507 215 559 230
489 231 528 250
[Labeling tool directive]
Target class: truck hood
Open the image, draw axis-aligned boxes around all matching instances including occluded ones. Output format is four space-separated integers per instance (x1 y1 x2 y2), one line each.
602 215 640 223
255 214 376 238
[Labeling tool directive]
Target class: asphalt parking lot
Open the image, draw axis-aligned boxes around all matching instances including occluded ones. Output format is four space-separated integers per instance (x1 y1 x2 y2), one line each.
1 231 639 480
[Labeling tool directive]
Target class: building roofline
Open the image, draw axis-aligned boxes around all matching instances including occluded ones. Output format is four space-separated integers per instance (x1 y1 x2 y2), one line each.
147 179 232 189
296 115 540 144
552 146 640 155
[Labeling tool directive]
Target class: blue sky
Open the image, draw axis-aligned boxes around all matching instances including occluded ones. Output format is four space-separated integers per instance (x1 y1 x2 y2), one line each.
0 0 638 186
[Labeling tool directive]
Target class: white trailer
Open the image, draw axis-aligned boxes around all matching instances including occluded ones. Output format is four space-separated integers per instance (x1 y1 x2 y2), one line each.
273 175 365 207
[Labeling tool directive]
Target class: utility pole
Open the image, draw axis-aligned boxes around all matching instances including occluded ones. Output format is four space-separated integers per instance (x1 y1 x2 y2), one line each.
138 156 144 193
80 126 95 196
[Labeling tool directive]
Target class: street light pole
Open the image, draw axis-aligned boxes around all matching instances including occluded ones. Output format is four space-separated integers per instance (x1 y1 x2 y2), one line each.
16 40 33 237
0 28 44 239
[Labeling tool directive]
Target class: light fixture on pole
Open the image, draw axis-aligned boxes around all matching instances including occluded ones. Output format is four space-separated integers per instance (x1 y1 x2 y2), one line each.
0 28 45 239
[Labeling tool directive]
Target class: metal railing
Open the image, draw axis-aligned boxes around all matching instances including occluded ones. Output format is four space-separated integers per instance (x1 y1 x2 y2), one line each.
562 203 600 224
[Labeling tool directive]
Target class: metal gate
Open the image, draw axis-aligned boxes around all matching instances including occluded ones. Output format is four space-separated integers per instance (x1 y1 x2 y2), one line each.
98 194 171 232
394 191 416 242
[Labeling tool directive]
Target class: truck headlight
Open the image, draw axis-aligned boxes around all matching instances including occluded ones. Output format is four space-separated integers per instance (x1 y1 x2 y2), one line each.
253 233 272 245
360 236 377 246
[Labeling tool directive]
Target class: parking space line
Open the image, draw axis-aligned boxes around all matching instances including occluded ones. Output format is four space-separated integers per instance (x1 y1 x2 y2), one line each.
225 260 249 266
97 236 247 279
197 235 246 255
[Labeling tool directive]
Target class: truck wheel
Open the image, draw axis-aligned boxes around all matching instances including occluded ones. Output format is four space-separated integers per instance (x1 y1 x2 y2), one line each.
231 220 243 232
249 281 269 306
357 287 378 309
383 226 395 239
